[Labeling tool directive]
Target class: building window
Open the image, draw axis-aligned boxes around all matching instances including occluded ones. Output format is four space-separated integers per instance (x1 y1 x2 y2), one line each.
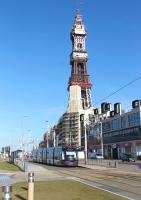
102 121 111 133
111 118 120 130
121 116 126 128
128 112 140 127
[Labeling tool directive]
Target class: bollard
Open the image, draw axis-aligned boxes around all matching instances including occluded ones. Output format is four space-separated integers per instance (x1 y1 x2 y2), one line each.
28 172 34 200
2 185 12 200
114 161 118 168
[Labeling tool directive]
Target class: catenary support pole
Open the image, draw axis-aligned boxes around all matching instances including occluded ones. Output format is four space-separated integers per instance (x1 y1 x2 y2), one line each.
2 185 12 200
100 122 104 158
84 124 87 165
28 172 34 200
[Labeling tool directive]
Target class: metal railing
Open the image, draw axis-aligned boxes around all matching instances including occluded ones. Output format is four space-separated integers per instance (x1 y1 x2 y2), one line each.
78 158 118 168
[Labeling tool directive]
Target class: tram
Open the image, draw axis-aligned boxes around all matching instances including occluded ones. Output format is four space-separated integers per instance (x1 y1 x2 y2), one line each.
32 146 78 167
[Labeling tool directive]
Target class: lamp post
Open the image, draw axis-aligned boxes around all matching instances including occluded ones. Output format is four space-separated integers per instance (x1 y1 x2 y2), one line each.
80 114 88 165
84 124 87 164
27 129 34 159
21 115 29 171
98 122 103 158
45 120 49 148
69 131 72 146
56 135 59 147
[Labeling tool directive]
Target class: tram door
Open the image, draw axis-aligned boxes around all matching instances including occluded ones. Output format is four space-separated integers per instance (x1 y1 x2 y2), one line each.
107 145 111 159
112 148 118 159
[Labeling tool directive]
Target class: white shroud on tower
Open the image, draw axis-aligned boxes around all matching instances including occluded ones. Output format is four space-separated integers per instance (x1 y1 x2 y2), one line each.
67 85 83 113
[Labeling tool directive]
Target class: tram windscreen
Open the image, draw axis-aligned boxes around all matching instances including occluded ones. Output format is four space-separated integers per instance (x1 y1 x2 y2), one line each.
65 151 77 161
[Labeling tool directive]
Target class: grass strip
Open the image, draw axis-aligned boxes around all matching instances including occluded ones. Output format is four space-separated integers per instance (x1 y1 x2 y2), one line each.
0 161 20 171
0 180 126 200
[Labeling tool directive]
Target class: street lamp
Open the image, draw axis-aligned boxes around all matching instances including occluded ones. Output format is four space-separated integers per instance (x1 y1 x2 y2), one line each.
80 114 89 165
97 122 103 158
53 129 56 147
83 117 89 164
45 120 49 148
26 129 34 155
69 131 72 146
20 115 29 171
84 123 87 164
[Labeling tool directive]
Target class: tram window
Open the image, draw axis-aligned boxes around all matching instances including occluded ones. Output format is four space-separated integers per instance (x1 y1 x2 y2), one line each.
54 151 62 160
62 152 65 160
65 151 77 160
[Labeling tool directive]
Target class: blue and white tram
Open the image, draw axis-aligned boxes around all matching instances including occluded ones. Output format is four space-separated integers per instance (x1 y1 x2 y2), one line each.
32 146 78 167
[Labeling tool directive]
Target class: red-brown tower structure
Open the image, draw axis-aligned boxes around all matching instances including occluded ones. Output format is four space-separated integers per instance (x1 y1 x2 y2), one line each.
68 10 93 109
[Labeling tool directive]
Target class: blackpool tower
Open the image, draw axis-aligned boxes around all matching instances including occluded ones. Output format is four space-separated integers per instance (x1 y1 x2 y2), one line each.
68 9 93 110
53 10 94 148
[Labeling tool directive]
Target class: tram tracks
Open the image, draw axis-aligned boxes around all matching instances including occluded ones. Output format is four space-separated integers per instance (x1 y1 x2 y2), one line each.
55 169 141 196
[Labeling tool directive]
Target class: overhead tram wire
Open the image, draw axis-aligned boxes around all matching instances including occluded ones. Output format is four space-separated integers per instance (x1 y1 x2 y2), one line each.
94 74 141 106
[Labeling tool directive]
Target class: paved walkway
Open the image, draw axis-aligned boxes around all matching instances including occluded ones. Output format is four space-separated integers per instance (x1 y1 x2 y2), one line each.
79 159 141 175
0 162 63 187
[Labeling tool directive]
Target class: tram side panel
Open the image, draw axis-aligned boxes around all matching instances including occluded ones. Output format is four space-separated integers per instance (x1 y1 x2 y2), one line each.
54 147 63 166
42 148 47 164
47 147 54 165
37 148 43 163
32 149 37 162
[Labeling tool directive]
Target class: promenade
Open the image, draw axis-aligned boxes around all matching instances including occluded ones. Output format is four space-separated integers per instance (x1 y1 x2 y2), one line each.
0 160 141 200
79 159 141 174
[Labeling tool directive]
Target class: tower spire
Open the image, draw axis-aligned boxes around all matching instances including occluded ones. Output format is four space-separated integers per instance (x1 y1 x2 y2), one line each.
72 9 85 34
76 8 81 19
76 8 80 15
76 0 83 15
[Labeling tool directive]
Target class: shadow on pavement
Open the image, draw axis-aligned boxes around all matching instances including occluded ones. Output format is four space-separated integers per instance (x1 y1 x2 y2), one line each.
15 194 26 200
21 186 28 190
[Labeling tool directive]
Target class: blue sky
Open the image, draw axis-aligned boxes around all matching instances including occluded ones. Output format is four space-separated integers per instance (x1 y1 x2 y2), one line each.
0 0 141 150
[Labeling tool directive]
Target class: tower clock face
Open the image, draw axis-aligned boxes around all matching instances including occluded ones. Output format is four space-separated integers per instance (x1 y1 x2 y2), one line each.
72 52 88 60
